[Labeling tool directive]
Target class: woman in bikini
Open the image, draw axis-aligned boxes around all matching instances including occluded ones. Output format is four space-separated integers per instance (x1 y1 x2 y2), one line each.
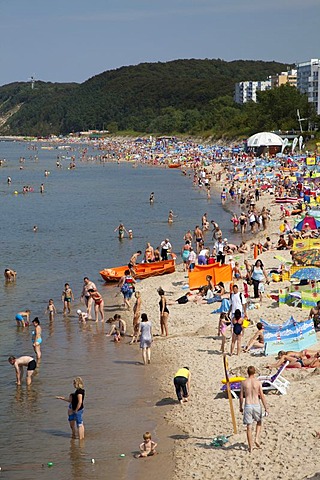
267 350 320 369
32 317 42 360
87 289 104 322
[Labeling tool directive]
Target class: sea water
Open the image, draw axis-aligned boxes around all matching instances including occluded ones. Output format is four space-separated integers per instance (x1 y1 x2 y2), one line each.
0 141 238 479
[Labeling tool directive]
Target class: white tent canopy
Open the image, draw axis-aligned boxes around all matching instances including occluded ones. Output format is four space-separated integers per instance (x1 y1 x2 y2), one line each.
247 131 284 147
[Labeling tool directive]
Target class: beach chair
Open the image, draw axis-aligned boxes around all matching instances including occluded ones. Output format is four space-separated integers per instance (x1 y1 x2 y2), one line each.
257 361 290 395
220 361 290 398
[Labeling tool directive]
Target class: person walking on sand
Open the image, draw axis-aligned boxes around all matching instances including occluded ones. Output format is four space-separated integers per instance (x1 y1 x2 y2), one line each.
119 269 136 310
174 367 191 404
139 313 153 365
240 366 268 453
62 283 74 315
8 355 37 386
158 287 169 336
87 288 105 322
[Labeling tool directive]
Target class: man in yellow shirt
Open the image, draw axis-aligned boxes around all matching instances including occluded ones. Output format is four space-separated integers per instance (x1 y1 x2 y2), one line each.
174 367 191 404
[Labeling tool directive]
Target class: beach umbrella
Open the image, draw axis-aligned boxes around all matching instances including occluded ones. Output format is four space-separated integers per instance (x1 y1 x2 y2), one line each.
291 267 320 281
295 216 320 231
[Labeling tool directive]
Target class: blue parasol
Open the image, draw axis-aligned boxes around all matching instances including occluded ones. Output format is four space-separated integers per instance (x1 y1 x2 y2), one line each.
291 267 320 281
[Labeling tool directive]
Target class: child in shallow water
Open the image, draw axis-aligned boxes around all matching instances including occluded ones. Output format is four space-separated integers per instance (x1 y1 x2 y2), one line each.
113 328 121 342
137 432 157 457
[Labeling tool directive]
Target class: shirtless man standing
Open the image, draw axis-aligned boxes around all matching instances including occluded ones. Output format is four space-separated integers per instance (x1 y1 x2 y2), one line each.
240 366 268 453
8 355 37 386
309 301 320 330
128 251 142 275
194 226 204 254
81 277 96 320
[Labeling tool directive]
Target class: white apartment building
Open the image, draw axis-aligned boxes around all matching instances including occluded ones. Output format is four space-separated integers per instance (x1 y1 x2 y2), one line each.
234 79 271 104
296 59 320 115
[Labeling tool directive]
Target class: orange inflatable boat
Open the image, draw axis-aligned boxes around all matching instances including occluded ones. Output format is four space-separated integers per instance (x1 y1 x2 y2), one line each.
100 258 176 282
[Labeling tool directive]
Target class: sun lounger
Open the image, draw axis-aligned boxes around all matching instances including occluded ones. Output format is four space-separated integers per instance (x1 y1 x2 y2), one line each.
220 361 290 399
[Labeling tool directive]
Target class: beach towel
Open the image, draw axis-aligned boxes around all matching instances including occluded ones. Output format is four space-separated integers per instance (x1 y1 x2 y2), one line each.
211 299 230 314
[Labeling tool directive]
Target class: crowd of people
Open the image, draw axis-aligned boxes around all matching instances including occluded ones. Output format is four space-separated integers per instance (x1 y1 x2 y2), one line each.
6 135 320 462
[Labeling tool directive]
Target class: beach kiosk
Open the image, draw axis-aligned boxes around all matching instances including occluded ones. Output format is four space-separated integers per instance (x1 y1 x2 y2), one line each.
247 132 284 157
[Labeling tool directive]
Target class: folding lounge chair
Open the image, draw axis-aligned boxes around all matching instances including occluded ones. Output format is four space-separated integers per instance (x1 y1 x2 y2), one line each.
257 361 290 395
220 361 290 399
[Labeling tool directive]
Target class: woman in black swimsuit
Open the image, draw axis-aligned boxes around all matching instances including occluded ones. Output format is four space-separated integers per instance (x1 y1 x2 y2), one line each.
158 287 169 336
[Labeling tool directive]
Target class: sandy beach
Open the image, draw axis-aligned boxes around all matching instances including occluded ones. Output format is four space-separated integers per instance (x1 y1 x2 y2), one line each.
124 164 320 480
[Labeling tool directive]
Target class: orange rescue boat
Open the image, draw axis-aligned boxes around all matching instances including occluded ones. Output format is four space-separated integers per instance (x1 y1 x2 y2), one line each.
100 258 176 282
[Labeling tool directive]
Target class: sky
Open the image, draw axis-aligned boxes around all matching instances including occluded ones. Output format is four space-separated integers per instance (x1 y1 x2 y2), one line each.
1 0 319 86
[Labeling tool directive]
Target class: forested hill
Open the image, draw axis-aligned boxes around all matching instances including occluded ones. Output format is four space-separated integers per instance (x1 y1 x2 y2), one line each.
0 59 297 136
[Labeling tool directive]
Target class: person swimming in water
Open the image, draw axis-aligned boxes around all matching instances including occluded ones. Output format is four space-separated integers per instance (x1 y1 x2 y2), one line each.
4 268 16 282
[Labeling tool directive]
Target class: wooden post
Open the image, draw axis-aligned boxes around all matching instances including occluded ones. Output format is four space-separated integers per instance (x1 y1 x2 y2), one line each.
223 353 238 434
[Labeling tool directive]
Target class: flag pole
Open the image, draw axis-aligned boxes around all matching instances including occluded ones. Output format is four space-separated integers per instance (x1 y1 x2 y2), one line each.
223 353 238 434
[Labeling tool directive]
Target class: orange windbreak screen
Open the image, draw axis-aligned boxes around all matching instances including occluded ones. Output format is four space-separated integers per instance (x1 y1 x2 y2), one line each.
188 264 232 290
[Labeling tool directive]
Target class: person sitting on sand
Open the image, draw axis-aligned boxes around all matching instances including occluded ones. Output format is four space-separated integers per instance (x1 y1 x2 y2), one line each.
243 323 264 352
199 281 226 305
137 432 157 457
262 237 273 251
276 235 288 250
238 241 250 255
